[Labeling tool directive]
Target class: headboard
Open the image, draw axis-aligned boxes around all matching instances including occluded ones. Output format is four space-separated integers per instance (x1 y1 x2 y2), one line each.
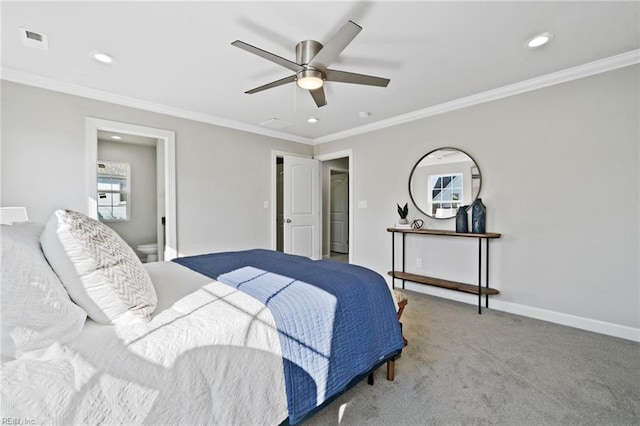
0 207 29 225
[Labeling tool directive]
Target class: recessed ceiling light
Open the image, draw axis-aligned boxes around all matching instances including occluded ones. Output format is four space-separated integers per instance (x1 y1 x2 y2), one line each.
358 111 371 119
307 117 319 124
525 32 554 49
111 135 122 140
93 52 115 64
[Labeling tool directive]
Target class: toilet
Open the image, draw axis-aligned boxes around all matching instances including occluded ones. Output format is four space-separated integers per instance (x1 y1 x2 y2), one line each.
137 243 158 263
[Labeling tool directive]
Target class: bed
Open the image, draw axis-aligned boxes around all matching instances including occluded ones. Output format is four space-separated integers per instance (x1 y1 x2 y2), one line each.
1 209 403 425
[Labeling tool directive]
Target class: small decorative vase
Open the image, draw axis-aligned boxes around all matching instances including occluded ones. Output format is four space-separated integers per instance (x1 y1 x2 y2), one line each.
455 206 469 233
471 198 486 234
399 218 409 225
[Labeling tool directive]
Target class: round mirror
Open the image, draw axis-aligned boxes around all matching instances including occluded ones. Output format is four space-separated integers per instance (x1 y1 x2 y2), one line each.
408 147 482 219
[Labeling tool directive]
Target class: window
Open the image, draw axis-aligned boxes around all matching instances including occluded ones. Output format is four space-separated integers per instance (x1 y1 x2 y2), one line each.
97 161 130 221
429 173 463 217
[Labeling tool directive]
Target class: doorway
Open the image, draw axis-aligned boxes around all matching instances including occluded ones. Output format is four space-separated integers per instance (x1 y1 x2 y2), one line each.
86 118 177 260
329 168 349 259
273 150 353 263
316 150 353 263
97 132 159 260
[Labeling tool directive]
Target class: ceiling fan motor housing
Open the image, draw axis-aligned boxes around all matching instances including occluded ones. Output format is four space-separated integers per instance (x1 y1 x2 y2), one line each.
296 40 325 89
296 40 323 65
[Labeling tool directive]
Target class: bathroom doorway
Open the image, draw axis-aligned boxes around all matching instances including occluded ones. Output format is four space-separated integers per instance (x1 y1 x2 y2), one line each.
87 118 177 260
97 132 159 261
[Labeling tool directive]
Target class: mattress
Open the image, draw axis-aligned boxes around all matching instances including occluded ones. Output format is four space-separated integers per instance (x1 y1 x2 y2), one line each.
1 261 289 425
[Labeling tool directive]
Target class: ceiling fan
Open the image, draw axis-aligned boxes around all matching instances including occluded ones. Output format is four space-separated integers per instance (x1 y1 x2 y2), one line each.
231 20 390 108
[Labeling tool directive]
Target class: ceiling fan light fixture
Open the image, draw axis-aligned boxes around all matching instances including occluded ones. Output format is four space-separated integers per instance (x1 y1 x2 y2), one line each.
296 69 324 90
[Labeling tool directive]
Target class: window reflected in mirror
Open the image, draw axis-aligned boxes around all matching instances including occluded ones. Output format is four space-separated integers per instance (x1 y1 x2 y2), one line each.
430 173 463 217
97 161 130 221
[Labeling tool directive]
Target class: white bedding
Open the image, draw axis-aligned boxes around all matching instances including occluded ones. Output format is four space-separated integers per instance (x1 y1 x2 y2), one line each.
1 261 288 425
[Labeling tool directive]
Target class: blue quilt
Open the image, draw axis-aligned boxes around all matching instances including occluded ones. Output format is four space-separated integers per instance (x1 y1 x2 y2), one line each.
173 249 403 424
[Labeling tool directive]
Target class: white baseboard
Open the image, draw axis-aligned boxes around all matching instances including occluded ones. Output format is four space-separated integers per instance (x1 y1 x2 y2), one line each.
400 282 640 342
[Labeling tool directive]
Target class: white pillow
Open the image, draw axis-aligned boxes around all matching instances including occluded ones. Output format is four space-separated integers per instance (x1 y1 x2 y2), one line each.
40 210 157 325
1 222 87 359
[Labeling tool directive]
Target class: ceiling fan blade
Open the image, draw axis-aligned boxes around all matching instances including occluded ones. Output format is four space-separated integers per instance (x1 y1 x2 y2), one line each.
232 40 302 73
308 20 362 70
324 69 390 87
245 75 297 94
309 87 327 108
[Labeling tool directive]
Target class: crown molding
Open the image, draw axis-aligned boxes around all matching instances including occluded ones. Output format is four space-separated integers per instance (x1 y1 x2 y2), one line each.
313 49 640 144
0 68 314 145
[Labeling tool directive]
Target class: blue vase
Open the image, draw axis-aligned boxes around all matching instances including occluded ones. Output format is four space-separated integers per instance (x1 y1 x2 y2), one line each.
455 206 469 233
471 198 486 234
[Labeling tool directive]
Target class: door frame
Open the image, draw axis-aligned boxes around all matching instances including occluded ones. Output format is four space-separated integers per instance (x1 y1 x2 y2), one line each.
86 118 178 260
315 149 353 263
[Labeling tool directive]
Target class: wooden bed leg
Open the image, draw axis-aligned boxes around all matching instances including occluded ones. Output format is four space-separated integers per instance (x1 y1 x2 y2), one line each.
367 372 374 385
386 359 395 381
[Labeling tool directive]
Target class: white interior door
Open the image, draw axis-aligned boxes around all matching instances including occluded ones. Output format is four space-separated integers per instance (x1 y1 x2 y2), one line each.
283 155 321 259
330 172 349 254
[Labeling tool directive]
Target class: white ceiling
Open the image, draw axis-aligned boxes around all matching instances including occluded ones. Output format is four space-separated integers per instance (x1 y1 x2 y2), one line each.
2 1 639 144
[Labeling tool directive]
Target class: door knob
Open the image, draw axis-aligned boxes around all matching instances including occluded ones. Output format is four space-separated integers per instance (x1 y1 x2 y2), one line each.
285 219 292 223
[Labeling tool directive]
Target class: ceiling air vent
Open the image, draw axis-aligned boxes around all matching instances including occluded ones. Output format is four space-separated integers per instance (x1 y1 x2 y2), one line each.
19 27 49 51
260 118 292 130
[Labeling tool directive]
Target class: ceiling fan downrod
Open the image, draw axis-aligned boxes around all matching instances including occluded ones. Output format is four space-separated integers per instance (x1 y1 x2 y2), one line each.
295 40 323 65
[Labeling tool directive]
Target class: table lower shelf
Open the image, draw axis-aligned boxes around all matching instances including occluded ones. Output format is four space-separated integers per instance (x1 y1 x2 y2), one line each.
388 271 499 296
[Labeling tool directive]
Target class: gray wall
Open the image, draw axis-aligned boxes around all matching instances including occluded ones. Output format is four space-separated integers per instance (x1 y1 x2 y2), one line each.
2 64 638 335
98 140 157 253
1 81 312 256
315 65 640 331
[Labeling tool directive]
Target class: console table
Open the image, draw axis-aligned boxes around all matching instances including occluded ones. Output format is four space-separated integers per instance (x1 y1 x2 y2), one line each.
387 227 501 314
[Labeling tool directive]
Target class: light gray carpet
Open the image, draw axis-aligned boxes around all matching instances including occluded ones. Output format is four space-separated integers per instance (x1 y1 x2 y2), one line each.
307 291 640 425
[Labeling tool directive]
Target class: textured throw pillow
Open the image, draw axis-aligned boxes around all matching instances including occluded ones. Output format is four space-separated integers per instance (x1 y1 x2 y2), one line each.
40 210 157 325
1 222 87 359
